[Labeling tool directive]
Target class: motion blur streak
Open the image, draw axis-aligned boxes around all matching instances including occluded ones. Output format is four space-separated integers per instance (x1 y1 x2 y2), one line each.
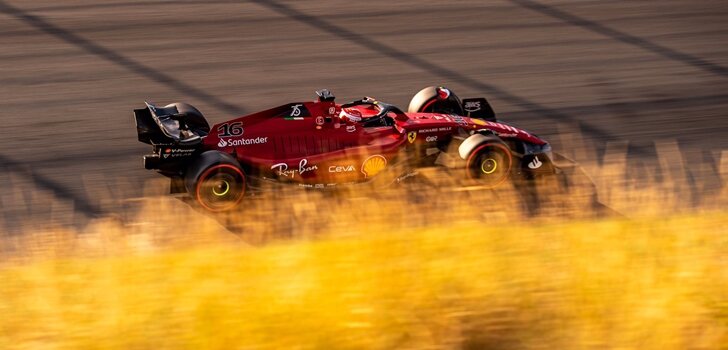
0 0 246 116
252 0 631 150
510 0 728 77
0 154 105 218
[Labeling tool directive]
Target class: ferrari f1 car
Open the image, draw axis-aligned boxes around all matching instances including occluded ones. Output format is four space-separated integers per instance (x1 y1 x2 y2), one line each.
134 87 556 211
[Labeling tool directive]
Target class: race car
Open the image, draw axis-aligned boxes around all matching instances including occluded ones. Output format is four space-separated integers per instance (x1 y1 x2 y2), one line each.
134 86 556 211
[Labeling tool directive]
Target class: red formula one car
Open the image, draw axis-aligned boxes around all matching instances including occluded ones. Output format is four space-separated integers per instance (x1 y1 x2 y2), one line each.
134 87 556 211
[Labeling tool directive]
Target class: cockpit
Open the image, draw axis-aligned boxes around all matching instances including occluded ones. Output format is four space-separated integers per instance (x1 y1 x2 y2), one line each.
338 96 401 128
314 89 403 129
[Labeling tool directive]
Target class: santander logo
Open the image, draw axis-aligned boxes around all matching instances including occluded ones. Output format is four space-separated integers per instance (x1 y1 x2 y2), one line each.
217 137 268 148
528 156 543 169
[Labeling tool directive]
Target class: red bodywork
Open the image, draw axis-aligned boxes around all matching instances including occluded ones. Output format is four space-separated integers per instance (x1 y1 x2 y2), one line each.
202 99 546 185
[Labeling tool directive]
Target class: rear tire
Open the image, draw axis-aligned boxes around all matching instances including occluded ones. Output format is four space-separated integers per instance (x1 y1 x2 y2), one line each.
185 151 245 212
408 86 464 115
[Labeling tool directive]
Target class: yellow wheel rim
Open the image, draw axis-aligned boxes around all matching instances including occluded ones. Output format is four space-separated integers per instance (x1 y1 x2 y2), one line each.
481 158 498 174
212 180 230 197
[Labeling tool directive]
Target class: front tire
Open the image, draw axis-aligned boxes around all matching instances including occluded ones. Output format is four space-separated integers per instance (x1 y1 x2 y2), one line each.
465 142 513 188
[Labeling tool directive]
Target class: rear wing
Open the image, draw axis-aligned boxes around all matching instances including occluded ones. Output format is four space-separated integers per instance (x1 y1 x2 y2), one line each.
134 102 200 144
134 105 167 145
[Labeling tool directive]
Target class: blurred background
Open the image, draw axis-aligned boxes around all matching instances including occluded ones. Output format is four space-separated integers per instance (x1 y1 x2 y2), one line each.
1 0 728 232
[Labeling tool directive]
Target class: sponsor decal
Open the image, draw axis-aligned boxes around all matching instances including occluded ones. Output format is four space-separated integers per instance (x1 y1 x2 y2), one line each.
315 116 325 126
334 122 341 129
431 115 447 120
283 103 309 120
464 101 481 113
450 115 468 126
218 137 268 148
396 171 418 183
407 131 417 143
299 183 335 189
419 127 452 134
290 104 303 117
328 106 336 115
217 122 244 138
472 119 487 126
528 156 543 169
271 159 318 178
161 148 195 159
346 125 357 133
425 136 438 142
487 121 531 138
297 159 318 175
328 165 355 173
361 155 387 178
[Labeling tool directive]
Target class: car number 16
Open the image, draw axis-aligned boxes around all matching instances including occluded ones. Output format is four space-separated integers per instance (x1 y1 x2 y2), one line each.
217 122 243 138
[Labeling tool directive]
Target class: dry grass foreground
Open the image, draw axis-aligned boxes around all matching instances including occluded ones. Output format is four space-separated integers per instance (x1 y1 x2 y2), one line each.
1 144 727 350
0 210 726 349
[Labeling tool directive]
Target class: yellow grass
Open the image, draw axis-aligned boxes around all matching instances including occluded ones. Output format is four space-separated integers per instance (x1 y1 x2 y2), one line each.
1 209 726 349
1 143 727 349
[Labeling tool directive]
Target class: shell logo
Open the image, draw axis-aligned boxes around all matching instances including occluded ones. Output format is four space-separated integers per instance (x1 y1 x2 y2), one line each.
361 155 387 178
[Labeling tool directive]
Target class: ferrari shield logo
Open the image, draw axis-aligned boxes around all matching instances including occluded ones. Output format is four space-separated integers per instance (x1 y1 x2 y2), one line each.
407 131 417 143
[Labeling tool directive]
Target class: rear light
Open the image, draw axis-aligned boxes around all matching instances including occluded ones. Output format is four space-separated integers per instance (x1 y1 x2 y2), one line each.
143 155 161 169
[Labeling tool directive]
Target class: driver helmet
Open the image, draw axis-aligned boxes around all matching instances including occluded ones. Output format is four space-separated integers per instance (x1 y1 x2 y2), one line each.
339 107 363 123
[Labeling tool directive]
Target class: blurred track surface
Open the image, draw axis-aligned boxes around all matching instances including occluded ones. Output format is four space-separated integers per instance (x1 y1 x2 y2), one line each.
1 0 727 230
